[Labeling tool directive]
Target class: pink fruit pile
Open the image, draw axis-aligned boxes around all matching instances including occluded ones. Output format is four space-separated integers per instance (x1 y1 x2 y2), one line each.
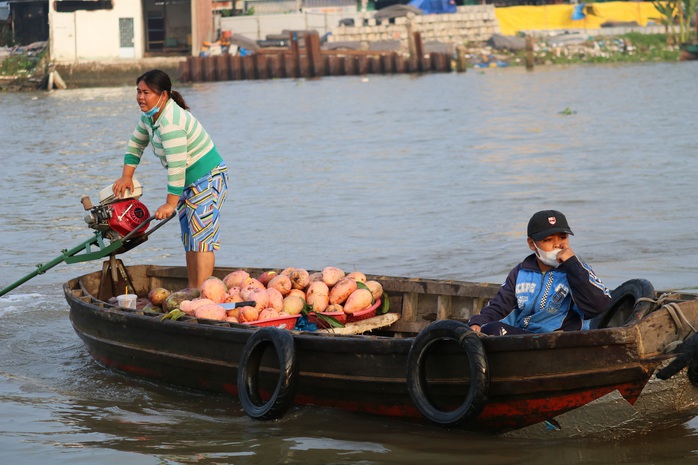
151 267 383 325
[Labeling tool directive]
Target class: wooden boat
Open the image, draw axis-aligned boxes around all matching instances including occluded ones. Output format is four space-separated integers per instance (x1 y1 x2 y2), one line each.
63 261 698 438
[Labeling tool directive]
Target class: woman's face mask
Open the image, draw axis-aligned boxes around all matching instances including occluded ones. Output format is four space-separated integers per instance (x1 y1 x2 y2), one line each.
535 244 561 268
142 92 164 118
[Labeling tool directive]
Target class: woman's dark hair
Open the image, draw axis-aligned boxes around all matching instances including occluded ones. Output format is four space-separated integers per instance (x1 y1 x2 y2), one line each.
136 69 189 110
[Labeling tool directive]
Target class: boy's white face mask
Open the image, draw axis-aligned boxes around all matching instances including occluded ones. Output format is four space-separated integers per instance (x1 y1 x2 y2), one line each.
535 244 561 268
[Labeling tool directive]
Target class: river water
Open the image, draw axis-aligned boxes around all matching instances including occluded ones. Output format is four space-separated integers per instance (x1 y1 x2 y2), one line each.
1 62 698 464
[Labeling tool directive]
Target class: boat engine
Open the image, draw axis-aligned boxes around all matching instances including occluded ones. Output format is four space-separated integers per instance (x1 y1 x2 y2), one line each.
81 180 151 241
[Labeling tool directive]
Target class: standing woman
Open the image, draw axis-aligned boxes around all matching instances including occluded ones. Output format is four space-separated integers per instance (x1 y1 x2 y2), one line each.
112 69 229 289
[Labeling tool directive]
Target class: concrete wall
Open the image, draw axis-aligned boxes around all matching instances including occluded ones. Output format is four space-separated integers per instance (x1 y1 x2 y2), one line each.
192 0 214 57
50 0 144 63
220 10 363 40
329 5 499 48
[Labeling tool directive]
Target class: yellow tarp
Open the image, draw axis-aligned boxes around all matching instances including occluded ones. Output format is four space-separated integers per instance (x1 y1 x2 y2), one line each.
495 2 663 36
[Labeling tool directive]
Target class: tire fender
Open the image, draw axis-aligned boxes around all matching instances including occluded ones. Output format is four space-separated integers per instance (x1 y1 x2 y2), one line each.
237 327 297 420
589 279 655 329
406 319 489 426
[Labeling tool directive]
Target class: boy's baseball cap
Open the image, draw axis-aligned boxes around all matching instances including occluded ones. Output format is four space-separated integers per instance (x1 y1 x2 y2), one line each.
527 210 574 241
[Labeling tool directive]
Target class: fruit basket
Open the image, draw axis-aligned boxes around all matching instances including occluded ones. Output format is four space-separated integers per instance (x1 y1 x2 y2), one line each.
346 299 381 323
308 311 347 325
243 313 300 330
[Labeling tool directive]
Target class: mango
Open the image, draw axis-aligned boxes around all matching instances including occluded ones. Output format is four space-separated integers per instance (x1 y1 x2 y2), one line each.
306 281 329 313
289 268 310 290
222 269 249 289
343 289 373 314
282 295 305 315
148 287 171 306
200 276 228 304
329 277 357 305
322 266 345 287
267 274 292 296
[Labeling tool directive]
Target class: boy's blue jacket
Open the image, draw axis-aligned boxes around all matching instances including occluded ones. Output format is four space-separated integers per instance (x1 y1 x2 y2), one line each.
469 254 612 332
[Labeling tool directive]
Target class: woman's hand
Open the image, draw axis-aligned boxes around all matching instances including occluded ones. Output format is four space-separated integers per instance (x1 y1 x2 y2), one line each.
155 203 176 220
112 176 134 199
470 324 482 333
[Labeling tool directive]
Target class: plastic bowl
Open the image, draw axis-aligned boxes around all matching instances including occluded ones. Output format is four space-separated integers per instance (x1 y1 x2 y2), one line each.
244 314 301 330
308 311 347 325
346 299 381 323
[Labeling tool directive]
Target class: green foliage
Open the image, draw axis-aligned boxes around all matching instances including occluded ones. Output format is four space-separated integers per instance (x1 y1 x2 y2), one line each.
650 0 677 43
509 33 680 66
678 0 697 43
0 50 45 76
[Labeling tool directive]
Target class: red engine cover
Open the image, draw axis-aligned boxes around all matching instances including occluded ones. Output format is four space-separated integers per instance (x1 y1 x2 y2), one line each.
108 199 151 238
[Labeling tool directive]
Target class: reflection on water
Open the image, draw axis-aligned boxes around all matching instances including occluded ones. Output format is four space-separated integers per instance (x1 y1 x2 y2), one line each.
1 62 698 463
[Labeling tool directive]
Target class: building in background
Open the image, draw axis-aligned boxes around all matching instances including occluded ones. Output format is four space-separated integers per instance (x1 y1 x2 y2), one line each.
0 0 214 63
1 0 49 45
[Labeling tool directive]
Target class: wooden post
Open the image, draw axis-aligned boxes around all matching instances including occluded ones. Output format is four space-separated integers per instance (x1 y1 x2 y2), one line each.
284 53 297 79
215 55 228 81
255 53 268 80
326 55 340 76
525 35 534 70
229 55 242 80
344 55 356 75
189 56 201 83
304 31 323 77
242 55 256 80
413 31 425 72
203 57 215 82
268 54 282 79
178 59 190 83
455 45 467 72
381 53 393 73
357 55 368 75
394 53 405 73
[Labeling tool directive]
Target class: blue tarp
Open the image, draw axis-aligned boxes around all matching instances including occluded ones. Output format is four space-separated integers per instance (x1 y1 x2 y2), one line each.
407 0 456 15
572 3 586 20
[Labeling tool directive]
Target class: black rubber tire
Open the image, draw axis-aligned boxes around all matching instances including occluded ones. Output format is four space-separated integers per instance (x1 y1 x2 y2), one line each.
237 327 297 421
406 320 489 426
589 279 656 329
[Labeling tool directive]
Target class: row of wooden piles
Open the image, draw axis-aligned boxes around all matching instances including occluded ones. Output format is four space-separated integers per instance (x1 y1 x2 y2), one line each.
179 31 456 82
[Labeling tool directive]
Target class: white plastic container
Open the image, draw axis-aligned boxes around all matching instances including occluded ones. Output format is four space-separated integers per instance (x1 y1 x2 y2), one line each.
116 294 137 309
